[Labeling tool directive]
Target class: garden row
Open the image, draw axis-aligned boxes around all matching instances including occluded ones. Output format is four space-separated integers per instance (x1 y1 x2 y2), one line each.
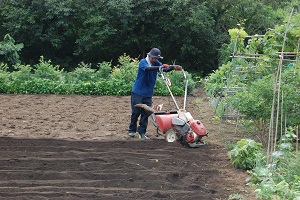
0 55 195 96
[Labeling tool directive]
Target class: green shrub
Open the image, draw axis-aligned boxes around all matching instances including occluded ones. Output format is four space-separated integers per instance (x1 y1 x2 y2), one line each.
0 34 23 66
11 64 32 81
110 54 138 84
168 70 195 94
0 63 10 93
247 129 300 200
96 61 112 79
4 78 55 94
0 54 197 96
52 82 72 94
33 56 63 81
69 62 96 82
154 69 195 96
154 78 170 96
228 139 264 170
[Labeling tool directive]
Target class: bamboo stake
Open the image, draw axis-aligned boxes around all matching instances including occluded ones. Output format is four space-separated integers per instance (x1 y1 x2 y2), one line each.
275 52 300 55
296 126 299 159
232 55 297 62
297 39 300 64
296 41 299 159
235 52 300 56
281 90 284 139
285 115 287 137
267 8 294 163
274 8 294 152
267 73 276 164
232 35 266 38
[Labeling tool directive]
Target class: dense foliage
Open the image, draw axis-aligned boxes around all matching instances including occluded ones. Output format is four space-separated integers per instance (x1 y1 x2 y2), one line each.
247 129 300 199
229 129 299 199
205 12 300 143
0 54 194 96
0 34 23 65
0 0 294 74
228 139 264 170
206 10 300 200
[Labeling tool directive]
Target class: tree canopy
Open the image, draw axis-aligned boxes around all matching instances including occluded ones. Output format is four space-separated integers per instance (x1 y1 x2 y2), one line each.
0 0 294 74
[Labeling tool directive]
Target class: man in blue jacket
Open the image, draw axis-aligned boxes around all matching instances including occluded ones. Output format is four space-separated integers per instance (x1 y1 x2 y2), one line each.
128 48 174 139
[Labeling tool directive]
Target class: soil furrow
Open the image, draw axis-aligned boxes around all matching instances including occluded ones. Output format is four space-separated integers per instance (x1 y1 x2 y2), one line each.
0 94 256 199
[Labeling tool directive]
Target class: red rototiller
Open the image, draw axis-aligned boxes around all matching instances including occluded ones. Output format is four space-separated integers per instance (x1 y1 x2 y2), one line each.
136 66 208 147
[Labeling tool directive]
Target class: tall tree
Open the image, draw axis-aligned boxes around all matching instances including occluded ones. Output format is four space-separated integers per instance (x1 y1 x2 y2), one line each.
0 0 291 74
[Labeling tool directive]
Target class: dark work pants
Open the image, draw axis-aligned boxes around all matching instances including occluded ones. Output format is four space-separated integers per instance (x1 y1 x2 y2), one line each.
128 92 152 135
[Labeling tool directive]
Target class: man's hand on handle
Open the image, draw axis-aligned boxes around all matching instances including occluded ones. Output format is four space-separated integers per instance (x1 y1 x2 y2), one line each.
161 64 182 72
173 65 182 70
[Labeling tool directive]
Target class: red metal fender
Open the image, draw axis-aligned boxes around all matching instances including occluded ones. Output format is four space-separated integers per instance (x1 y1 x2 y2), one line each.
155 114 178 133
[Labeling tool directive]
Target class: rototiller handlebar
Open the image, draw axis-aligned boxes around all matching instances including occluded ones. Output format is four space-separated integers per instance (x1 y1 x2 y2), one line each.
159 65 188 110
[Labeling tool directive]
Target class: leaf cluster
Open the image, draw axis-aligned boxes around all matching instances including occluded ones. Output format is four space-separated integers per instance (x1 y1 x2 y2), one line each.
228 139 264 170
0 0 291 74
247 128 300 199
0 34 23 66
0 54 194 96
204 12 300 140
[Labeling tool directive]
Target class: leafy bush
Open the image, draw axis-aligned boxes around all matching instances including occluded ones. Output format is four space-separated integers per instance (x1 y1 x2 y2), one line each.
33 56 63 81
0 34 23 66
0 54 196 96
11 64 32 81
228 139 264 170
4 64 32 94
204 14 300 146
247 129 300 200
110 54 138 85
96 61 112 79
168 70 195 94
155 72 184 96
0 63 9 91
204 63 229 98
66 62 97 82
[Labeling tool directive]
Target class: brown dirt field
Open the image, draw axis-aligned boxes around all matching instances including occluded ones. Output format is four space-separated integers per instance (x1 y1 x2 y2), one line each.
0 90 256 200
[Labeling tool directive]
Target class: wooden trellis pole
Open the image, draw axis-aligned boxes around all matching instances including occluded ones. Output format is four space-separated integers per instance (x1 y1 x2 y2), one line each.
267 8 294 163
296 126 299 159
296 40 299 159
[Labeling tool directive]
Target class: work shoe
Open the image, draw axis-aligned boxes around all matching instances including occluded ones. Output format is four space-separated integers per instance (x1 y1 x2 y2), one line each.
128 132 136 138
139 134 150 140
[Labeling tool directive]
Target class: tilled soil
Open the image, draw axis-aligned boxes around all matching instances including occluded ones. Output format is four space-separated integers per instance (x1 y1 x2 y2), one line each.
0 92 256 199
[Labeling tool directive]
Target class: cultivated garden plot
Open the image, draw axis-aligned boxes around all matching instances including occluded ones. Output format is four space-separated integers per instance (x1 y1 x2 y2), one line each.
0 93 256 199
